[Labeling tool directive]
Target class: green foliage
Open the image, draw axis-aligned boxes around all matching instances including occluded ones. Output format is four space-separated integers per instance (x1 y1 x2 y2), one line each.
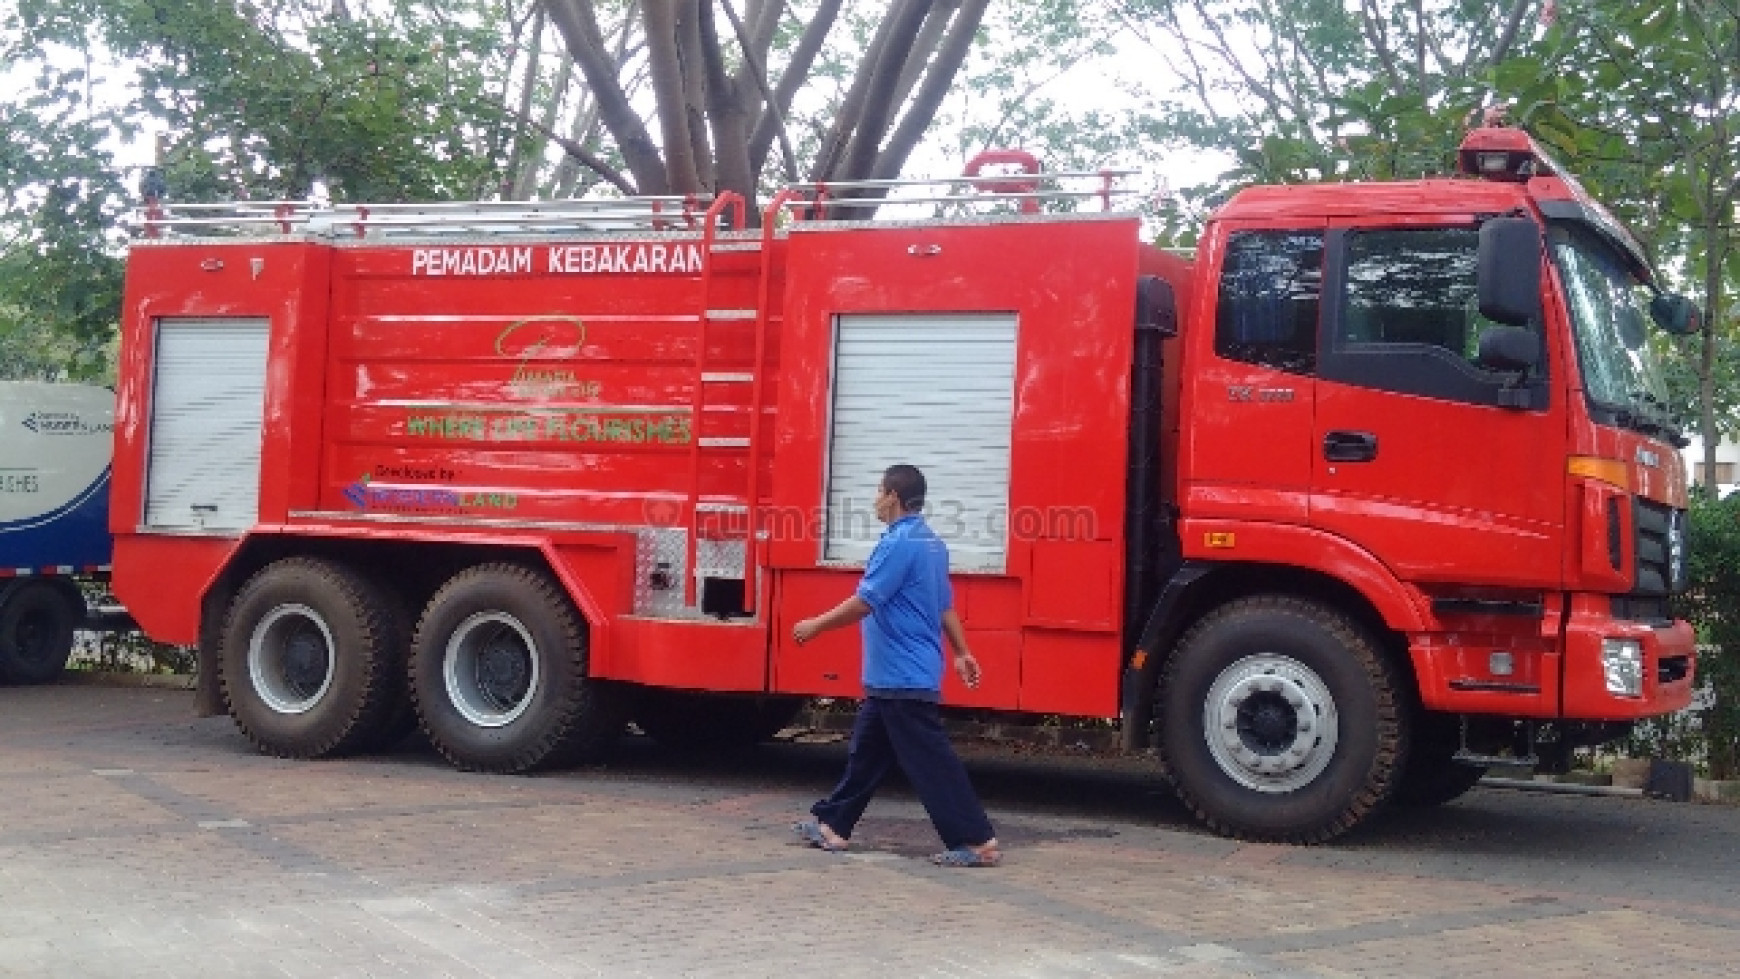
1630 494 1740 777
0 0 523 379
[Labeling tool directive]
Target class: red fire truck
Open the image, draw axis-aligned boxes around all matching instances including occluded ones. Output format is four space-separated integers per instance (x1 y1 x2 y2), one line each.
111 126 1700 842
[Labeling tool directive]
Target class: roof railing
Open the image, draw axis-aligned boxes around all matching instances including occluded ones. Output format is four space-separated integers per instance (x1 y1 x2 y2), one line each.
128 151 1147 239
132 194 719 239
777 151 1143 222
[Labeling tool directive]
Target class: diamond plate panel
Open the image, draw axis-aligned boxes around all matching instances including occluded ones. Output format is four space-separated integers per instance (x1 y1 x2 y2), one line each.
694 538 747 580
635 528 689 616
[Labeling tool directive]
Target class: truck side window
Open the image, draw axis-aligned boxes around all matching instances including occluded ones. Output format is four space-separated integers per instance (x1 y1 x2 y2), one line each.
1339 227 1506 363
1321 226 1549 408
1214 231 1322 375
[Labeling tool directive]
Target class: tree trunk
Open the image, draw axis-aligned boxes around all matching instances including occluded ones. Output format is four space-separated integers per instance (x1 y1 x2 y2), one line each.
644 0 703 194
1701 211 1728 496
677 0 716 192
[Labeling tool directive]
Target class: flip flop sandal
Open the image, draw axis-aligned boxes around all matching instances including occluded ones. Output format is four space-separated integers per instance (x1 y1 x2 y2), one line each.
931 847 1001 868
794 820 847 852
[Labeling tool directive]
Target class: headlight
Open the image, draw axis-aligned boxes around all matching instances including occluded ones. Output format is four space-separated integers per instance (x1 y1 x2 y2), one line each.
1602 638 1644 697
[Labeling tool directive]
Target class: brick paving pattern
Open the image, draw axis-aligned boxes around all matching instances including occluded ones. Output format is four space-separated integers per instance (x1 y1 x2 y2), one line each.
2 685 1738 977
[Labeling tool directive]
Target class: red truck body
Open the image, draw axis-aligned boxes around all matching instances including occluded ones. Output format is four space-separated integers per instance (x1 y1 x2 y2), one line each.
111 128 1695 841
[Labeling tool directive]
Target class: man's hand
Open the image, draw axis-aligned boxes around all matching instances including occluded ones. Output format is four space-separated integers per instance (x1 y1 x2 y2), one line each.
953 650 982 688
792 597 872 647
792 617 822 646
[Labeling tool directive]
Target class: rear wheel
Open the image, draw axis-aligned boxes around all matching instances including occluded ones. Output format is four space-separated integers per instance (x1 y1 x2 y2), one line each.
1156 595 1406 844
635 691 806 750
220 557 406 758
0 582 83 684
410 563 625 773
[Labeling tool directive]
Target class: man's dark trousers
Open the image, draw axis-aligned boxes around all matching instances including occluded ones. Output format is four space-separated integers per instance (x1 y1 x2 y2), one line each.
811 696 994 849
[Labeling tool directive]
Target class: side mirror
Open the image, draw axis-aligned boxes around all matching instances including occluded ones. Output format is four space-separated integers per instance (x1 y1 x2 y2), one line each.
1476 325 1540 373
1650 293 1703 336
1477 217 1543 326
1135 275 1178 337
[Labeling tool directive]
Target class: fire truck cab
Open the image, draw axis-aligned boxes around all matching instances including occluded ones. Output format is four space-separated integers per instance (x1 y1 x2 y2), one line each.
111 126 1698 842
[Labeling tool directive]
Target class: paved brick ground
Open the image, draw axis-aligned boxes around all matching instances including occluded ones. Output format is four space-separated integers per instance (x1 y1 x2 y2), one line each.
2 685 1738 978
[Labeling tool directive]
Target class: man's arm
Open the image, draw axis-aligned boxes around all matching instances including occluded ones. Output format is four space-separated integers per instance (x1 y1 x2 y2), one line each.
942 608 981 688
792 595 871 645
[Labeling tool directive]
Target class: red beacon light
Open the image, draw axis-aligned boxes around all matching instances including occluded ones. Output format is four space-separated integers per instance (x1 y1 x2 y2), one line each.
1456 126 1554 182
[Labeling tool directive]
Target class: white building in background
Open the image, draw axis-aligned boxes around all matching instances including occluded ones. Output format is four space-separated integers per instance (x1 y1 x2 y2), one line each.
1682 434 1740 499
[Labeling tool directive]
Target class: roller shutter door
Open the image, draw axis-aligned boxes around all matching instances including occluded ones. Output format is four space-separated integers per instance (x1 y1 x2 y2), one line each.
824 313 1017 572
144 318 270 532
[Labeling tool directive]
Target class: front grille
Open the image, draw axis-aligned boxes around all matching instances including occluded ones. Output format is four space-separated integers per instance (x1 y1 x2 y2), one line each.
1631 498 1683 597
1611 594 1671 625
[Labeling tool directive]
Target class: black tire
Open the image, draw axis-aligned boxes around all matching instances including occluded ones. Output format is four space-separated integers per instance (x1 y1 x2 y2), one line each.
409 563 625 773
1155 595 1406 844
220 557 407 758
635 691 806 750
0 582 83 684
1393 712 1487 807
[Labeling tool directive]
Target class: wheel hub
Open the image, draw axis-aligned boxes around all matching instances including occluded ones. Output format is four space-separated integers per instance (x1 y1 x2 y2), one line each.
281 626 331 699
445 612 540 728
474 630 532 709
1203 654 1339 793
248 604 336 715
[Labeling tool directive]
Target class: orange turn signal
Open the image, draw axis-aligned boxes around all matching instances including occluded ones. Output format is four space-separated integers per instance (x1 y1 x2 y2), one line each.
1567 455 1630 491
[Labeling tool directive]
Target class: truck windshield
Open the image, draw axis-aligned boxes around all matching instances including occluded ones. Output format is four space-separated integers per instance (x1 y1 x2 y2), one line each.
1550 224 1679 441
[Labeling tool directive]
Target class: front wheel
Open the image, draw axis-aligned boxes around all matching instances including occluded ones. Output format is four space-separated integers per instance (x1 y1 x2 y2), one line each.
1156 595 1406 844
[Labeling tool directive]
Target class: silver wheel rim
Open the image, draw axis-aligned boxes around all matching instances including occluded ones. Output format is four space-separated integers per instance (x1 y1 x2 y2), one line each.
248 604 335 715
444 612 540 728
1203 653 1339 794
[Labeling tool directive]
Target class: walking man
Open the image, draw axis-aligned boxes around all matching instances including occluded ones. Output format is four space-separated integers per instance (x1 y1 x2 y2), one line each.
791 464 1001 868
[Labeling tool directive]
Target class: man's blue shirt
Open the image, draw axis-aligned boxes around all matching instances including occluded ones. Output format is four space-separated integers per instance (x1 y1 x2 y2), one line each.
855 513 953 698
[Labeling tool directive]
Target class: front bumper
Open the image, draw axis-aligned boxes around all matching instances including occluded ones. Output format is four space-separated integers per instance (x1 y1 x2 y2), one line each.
1560 597 1696 720
1409 593 1696 720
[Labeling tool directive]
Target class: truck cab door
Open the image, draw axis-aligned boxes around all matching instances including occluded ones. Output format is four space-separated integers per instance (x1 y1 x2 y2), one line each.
1180 227 1323 525
1310 223 1564 588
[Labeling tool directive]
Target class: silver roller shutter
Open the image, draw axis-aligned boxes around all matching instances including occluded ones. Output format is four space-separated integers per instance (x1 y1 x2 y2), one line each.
824 313 1018 572
144 318 270 532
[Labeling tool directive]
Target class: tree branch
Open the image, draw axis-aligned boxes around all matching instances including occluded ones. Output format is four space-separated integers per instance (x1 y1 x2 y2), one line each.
810 0 919 182
1488 0 1533 69
546 0 668 193
871 0 988 183
833 0 934 185
1361 0 1404 92
720 0 797 182
502 100 638 195
750 0 840 176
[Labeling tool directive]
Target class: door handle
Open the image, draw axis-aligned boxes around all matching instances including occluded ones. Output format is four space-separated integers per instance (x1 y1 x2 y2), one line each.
1324 430 1378 463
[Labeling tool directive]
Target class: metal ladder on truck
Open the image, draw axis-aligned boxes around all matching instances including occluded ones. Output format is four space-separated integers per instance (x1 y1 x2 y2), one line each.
680 192 790 617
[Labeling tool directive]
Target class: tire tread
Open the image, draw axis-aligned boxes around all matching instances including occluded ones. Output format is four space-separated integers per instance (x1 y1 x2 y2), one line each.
220 557 403 759
1154 594 1406 844
411 563 619 774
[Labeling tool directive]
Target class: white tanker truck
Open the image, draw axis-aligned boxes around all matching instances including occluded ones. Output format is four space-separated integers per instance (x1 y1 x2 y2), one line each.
0 381 117 683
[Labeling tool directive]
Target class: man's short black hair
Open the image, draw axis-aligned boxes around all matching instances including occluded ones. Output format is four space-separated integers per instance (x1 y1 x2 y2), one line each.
881 464 926 512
